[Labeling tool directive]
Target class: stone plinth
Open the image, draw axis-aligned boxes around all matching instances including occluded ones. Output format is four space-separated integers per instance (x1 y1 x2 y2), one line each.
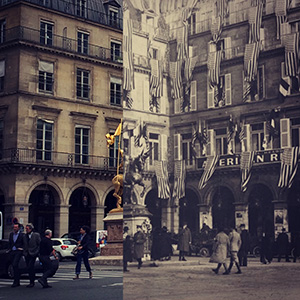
101 212 123 256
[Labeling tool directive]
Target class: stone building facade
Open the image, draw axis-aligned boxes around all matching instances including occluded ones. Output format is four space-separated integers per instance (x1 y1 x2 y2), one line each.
0 0 123 238
124 0 300 246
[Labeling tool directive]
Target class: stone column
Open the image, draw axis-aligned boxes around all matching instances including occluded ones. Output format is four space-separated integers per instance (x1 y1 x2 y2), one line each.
172 205 180 233
91 206 105 231
54 205 70 238
161 205 172 231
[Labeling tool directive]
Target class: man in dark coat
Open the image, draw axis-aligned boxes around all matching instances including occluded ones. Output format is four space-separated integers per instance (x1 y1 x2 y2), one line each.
133 225 146 269
238 224 250 267
260 232 273 264
277 228 290 262
23 223 41 287
123 226 133 272
160 226 173 260
150 227 162 266
178 222 192 261
8 223 25 287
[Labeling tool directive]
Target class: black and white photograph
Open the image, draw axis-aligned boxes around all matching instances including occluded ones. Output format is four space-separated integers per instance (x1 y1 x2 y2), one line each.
122 0 300 299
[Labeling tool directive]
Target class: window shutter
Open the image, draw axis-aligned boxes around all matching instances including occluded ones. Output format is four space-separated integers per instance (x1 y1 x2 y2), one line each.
207 129 215 156
280 118 291 148
190 80 197 111
244 124 251 152
281 62 291 95
0 60 5 77
161 134 168 161
225 73 232 105
174 98 181 114
224 37 232 59
263 121 272 150
207 84 214 108
174 134 182 161
196 11 201 33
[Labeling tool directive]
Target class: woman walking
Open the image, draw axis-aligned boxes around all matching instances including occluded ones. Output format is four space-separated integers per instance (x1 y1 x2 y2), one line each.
73 226 92 279
210 227 230 274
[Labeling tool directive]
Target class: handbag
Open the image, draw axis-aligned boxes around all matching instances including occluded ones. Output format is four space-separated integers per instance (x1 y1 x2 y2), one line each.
71 245 79 256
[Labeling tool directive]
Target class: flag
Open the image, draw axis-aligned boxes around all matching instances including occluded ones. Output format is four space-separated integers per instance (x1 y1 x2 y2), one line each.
279 78 290 97
248 3 263 43
239 123 246 152
243 80 252 102
150 59 163 98
227 116 235 154
172 160 186 206
134 122 149 148
169 61 182 99
240 151 255 192
211 16 223 43
278 147 300 188
105 122 122 147
283 32 299 77
114 123 122 136
216 0 229 19
275 0 288 39
155 161 170 199
244 42 260 82
191 125 198 158
123 20 134 91
208 49 222 88
198 155 219 190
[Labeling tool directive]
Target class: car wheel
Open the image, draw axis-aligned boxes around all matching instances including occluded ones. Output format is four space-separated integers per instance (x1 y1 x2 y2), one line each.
7 264 14 279
253 246 261 257
199 247 210 257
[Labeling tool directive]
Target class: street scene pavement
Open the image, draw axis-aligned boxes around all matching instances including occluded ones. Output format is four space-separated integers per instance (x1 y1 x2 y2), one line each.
124 256 300 300
0 261 122 300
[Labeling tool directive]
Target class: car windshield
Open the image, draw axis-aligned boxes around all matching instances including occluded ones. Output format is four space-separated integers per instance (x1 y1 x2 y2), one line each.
63 240 77 245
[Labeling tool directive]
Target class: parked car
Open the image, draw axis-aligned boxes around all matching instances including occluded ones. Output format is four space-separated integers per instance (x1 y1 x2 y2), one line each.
0 239 43 278
52 238 77 261
61 231 98 257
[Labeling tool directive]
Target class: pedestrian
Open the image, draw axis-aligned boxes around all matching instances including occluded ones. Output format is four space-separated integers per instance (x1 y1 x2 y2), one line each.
292 232 300 263
123 227 133 272
150 227 162 267
8 223 25 288
178 222 192 261
238 224 250 267
226 228 242 274
73 226 93 279
160 226 173 261
260 232 273 264
210 227 230 275
133 225 146 269
38 229 58 288
277 228 290 262
23 223 41 288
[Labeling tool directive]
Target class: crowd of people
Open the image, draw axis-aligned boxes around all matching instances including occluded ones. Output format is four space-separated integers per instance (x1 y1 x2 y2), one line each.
8 223 92 288
123 222 300 272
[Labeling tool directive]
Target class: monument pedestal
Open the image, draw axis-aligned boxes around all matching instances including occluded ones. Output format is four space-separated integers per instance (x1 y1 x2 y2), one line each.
89 212 123 266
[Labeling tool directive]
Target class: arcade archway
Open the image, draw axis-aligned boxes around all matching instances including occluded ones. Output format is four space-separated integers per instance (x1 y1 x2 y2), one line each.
145 189 161 230
69 187 95 233
248 184 274 237
212 186 235 230
288 181 300 242
29 184 57 235
179 189 199 233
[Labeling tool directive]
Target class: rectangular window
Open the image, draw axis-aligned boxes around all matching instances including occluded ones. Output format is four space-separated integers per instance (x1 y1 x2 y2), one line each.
36 119 53 161
109 8 119 27
75 126 89 164
109 134 119 168
110 77 122 106
149 133 159 166
0 60 4 92
0 120 3 160
215 128 227 155
40 21 53 46
182 133 193 166
111 41 121 62
0 20 6 44
76 0 86 17
77 31 89 54
251 123 264 151
38 61 53 93
291 118 300 147
188 13 196 35
76 69 90 100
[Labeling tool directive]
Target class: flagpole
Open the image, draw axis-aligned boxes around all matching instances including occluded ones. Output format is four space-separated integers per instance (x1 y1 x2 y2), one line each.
116 119 122 176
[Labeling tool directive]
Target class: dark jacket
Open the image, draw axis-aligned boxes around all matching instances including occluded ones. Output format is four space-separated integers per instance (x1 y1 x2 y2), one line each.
9 231 25 251
79 233 91 253
123 235 133 262
23 232 41 257
239 230 250 252
178 227 192 252
133 231 146 259
277 232 289 254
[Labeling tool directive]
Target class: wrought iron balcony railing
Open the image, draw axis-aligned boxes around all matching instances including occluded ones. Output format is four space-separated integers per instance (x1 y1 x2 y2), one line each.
0 26 123 64
0 0 123 30
0 148 119 171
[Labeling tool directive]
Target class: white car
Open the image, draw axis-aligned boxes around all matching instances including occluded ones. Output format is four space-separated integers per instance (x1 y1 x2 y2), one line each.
51 238 78 261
